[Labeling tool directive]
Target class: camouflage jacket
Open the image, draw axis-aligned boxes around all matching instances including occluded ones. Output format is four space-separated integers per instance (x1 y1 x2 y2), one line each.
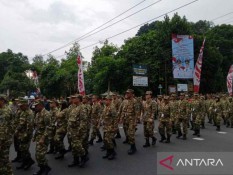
102 104 117 132
0 105 14 141
16 109 34 140
142 99 156 122
33 108 51 141
91 102 102 121
158 103 171 119
56 108 68 134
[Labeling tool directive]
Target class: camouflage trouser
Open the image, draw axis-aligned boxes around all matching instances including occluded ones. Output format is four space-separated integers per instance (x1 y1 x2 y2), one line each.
13 134 20 153
83 127 91 152
71 134 86 157
201 113 206 125
19 136 32 162
158 119 172 136
90 120 101 140
176 117 188 134
35 138 49 166
127 117 136 145
54 132 66 152
48 127 56 151
0 139 13 175
193 114 202 130
103 131 114 149
216 113 222 126
123 119 129 138
143 121 154 138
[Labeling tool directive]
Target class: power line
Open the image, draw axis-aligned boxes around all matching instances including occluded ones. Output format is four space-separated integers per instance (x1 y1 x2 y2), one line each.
41 0 148 57
211 11 233 21
53 0 199 60
79 0 199 51
42 0 162 56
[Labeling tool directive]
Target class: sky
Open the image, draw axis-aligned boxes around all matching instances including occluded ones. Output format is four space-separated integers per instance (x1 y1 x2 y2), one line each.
0 0 232 63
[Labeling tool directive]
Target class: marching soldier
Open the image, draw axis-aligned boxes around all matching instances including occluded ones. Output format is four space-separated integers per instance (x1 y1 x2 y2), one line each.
141 91 157 147
68 95 88 168
33 100 52 175
54 100 68 159
15 98 35 170
176 93 188 140
120 89 138 155
47 100 59 154
112 93 121 139
102 96 117 160
212 96 223 131
170 94 178 134
89 95 103 145
0 94 15 175
118 94 129 144
158 96 172 143
190 93 202 137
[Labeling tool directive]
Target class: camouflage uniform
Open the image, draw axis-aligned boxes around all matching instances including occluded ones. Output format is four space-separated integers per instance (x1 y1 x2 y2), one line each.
102 102 117 159
190 96 202 136
212 99 223 130
170 96 179 134
47 107 59 153
68 104 88 167
0 104 14 175
90 102 102 142
158 98 172 143
112 97 121 137
176 98 188 139
142 96 157 146
119 99 129 143
33 108 51 168
54 108 68 158
16 107 35 169
82 100 92 154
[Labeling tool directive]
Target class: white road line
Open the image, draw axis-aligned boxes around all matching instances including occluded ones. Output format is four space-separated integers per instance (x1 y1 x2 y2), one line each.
217 132 227 134
192 138 205 141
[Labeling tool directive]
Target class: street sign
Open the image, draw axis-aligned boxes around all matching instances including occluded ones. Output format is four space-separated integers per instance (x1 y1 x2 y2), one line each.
133 64 147 75
177 84 188 92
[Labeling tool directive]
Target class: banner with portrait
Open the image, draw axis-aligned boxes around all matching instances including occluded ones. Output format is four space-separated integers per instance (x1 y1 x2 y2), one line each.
172 34 194 79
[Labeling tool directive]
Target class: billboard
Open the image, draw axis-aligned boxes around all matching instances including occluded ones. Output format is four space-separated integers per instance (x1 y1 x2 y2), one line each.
177 84 188 92
133 76 148 87
133 64 147 75
172 34 194 79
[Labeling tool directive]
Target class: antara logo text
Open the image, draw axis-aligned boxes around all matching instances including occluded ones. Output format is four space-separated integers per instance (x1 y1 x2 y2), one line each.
159 155 224 171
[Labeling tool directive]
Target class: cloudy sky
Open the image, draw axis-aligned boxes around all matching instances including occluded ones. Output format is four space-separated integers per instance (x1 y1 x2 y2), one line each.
0 0 232 62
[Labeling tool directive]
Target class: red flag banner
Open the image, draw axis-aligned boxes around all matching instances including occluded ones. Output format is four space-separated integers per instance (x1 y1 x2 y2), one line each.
227 65 233 96
193 38 206 93
77 54 85 95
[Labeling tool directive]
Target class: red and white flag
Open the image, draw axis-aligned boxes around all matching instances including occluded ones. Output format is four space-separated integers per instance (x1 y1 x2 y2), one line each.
227 65 233 96
77 53 85 95
193 38 206 93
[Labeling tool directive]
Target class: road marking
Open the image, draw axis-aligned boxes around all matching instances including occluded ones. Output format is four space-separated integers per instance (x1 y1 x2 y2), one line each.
192 138 205 141
217 132 227 134
119 126 123 129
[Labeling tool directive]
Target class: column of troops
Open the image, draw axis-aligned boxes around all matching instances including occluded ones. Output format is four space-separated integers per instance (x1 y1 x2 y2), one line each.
0 90 233 175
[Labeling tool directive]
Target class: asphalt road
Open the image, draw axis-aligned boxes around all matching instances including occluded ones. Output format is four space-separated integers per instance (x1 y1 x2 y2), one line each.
10 120 233 175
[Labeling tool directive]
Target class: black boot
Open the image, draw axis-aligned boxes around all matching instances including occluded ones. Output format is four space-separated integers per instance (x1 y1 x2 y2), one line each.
11 152 22 163
68 157 79 167
23 158 35 170
101 144 106 151
79 155 87 168
143 138 150 148
201 123 205 129
190 121 194 130
165 134 171 143
176 130 182 139
123 137 129 144
46 144 54 154
226 122 230 128
196 129 201 137
16 161 27 170
33 165 44 175
159 135 166 143
88 138 94 145
67 145 72 152
108 149 116 160
55 149 66 160
96 134 103 143
172 127 176 134
216 126 220 131
193 130 198 136
112 139 117 147
128 144 137 155
151 136 157 145
44 165 51 175
102 149 111 159
182 134 187 140
115 131 121 139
